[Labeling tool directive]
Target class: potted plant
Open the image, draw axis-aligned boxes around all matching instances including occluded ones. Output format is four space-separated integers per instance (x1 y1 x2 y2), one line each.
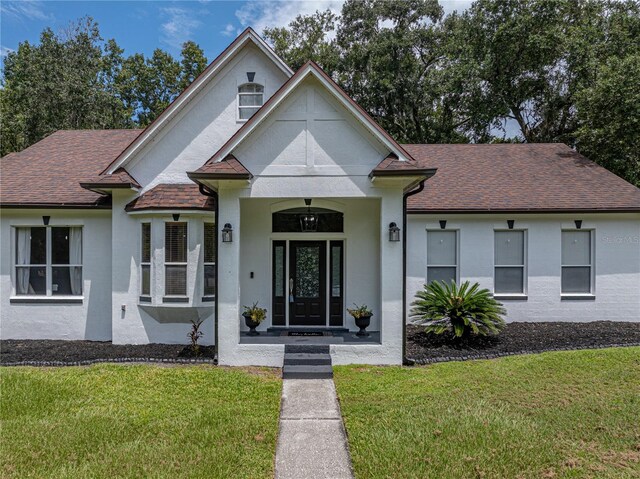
347 304 373 337
242 301 267 336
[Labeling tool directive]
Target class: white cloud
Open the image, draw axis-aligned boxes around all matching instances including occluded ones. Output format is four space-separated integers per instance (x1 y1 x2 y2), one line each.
160 7 202 51
221 23 235 37
235 0 344 35
1 45 16 58
0 0 52 22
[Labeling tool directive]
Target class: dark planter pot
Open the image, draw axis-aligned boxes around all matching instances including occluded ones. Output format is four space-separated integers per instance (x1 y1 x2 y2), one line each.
243 315 261 336
354 315 372 337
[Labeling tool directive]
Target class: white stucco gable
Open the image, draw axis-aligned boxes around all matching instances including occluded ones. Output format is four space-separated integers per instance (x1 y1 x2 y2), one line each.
104 29 292 192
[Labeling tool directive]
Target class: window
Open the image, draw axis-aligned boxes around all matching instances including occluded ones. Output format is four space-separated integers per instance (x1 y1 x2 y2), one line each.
426 230 457 285
238 83 264 120
165 222 187 296
15 226 82 296
494 230 526 295
141 223 151 297
203 223 215 297
562 230 593 294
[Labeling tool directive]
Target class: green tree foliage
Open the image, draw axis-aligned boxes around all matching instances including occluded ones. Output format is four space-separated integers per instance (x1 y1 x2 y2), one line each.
1 17 208 154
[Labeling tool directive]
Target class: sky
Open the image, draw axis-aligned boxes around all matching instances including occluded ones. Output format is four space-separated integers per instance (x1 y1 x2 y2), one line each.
1 0 473 61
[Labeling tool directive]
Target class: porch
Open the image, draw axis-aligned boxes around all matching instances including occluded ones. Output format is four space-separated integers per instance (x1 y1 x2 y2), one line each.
239 327 381 345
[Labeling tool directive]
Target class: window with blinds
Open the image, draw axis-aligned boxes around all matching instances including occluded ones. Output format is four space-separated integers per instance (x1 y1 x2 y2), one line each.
165 222 187 296
141 223 151 296
426 230 457 285
203 223 215 297
562 230 593 294
494 230 526 294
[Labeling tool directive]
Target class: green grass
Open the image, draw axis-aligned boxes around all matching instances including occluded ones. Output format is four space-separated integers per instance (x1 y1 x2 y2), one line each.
335 347 640 479
0 364 282 479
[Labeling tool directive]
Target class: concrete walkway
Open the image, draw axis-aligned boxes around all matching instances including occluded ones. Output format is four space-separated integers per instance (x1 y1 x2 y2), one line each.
275 379 355 479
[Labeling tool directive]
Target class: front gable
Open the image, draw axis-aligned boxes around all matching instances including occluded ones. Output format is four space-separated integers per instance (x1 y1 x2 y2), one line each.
104 29 291 192
233 76 389 176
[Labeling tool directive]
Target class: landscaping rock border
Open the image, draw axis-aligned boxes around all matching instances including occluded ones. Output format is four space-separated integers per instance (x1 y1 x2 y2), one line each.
1 357 217 367
406 342 640 365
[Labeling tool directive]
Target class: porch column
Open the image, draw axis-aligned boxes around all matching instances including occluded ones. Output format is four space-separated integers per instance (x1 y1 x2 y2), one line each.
378 189 404 364
216 189 241 365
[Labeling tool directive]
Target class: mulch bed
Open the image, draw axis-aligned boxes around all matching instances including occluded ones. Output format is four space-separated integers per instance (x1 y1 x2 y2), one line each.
406 321 640 364
0 340 216 366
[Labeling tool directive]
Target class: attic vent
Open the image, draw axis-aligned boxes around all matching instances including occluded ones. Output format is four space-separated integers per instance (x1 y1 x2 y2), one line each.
246 72 256 82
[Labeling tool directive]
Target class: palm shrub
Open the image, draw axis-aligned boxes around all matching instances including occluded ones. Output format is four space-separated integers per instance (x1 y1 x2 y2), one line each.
410 281 506 338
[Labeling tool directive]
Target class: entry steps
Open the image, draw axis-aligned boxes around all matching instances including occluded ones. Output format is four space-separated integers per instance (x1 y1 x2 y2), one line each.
282 345 333 379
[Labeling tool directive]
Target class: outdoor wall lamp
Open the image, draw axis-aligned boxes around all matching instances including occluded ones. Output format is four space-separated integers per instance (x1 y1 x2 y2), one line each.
439 220 447 230
42 215 50 226
388 222 401 242
222 223 233 243
575 220 583 229
172 213 180 222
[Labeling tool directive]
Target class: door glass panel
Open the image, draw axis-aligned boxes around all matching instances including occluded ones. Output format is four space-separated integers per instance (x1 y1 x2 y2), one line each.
296 246 320 298
275 245 285 296
331 245 341 297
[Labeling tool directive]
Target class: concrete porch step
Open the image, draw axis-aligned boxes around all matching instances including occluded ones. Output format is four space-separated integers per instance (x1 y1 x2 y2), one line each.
283 353 332 366
282 365 333 379
284 345 330 354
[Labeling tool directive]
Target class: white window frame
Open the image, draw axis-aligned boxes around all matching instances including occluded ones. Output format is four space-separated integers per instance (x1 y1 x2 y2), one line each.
140 222 152 299
203 222 216 299
237 82 264 122
163 221 189 299
561 229 595 297
13 226 83 297
493 229 528 298
426 229 459 285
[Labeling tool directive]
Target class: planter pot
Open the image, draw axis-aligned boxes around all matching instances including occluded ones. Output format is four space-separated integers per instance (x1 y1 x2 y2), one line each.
243 315 261 336
354 315 372 337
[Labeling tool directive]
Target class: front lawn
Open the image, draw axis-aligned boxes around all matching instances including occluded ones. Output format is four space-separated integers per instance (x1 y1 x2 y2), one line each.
0 364 281 478
335 347 640 479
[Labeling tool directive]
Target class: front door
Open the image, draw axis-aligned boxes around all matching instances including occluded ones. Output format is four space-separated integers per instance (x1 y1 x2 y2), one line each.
288 241 326 326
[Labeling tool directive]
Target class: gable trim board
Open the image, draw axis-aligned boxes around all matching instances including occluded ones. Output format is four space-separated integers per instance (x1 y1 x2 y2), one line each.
103 28 293 176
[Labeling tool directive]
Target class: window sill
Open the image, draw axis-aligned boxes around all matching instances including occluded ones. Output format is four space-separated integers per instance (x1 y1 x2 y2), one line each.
162 296 189 304
10 296 83 304
494 294 528 301
139 296 152 303
561 294 596 301
201 296 215 302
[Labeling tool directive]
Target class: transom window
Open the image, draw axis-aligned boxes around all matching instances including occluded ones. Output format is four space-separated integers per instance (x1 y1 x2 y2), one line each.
15 226 82 296
426 230 457 285
238 83 264 120
165 222 188 296
494 230 526 294
562 230 593 294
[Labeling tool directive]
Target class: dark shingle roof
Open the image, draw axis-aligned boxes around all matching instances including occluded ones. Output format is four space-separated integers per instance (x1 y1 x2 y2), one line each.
1 130 142 208
404 143 640 213
189 154 252 180
125 184 214 211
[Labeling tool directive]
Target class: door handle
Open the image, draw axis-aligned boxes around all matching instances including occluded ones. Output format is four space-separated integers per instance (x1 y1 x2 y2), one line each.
289 278 294 302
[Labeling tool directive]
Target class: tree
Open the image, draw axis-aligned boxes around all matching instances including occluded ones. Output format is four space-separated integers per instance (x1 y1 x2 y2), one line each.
263 9 340 74
179 41 208 91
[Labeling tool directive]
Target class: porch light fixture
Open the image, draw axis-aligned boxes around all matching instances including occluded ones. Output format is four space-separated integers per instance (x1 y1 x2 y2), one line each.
222 223 233 243
42 216 50 226
300 199 318 232
388 222 401 242
574 220 583 230
172 213 180 222
439 220 447 230
507 220 515 230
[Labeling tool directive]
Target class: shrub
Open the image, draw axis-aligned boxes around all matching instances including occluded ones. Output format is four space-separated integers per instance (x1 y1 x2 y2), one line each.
188 319 204 355
410 281 506 338
242 302 267 323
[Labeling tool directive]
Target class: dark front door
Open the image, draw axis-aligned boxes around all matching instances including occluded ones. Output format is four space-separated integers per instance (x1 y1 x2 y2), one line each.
289 241 326 326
